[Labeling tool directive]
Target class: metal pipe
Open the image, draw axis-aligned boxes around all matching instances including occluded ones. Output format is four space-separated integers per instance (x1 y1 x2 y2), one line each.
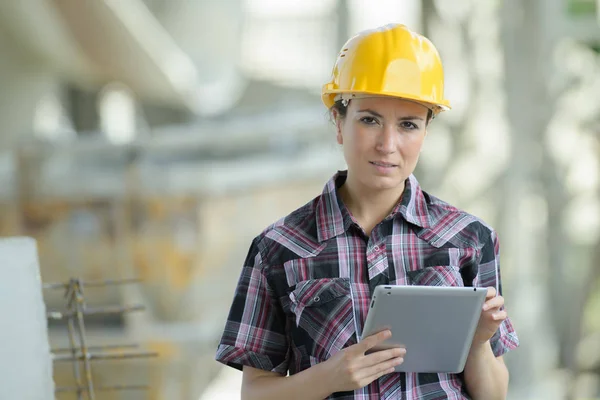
66 316 84 400
72 279 95 400
53 350 158 362
52 344 139 353
43 278 141 290
55 384 149 393
47 304 145 320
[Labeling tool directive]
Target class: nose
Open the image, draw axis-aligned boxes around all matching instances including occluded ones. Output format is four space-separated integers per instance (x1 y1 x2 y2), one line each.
376 124 396 154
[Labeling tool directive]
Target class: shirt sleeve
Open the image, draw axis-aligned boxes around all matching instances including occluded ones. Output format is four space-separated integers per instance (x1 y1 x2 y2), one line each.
215 238 290 374
473 228 520 357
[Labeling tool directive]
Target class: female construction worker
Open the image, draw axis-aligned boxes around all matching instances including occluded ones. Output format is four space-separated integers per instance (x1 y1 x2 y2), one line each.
215 23 519 399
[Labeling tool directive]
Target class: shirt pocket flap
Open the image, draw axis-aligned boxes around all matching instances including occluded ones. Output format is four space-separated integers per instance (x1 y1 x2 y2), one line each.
290 278 350 308
407 265 465 287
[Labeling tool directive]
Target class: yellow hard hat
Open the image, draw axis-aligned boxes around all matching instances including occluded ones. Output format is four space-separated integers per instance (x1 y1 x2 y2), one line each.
321 23 450 115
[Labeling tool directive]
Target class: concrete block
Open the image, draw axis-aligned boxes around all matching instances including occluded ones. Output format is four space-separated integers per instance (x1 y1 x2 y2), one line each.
0 237 54 399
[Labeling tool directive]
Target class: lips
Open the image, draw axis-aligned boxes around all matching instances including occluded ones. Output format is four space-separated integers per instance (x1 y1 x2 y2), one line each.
370 161 398 168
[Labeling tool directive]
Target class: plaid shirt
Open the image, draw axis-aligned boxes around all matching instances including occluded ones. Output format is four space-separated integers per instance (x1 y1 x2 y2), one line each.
216 171 519 399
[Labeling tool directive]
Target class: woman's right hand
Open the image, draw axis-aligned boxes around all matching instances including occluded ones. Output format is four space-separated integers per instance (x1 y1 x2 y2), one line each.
322 330 405 393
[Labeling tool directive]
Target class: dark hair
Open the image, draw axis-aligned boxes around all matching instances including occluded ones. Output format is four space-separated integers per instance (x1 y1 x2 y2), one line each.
331 100 349 120
330 99 433 124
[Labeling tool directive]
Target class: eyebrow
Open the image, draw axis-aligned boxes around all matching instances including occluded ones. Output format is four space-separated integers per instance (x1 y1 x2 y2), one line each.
357 109 425 121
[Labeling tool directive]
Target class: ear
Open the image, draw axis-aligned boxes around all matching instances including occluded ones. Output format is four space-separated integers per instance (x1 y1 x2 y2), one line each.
336 121 343 145
332 109 343 145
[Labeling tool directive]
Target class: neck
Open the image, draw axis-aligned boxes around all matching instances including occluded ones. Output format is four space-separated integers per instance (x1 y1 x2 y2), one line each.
339 174 406 235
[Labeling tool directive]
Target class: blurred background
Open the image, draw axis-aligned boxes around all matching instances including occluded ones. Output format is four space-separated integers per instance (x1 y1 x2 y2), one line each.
0 0 598 399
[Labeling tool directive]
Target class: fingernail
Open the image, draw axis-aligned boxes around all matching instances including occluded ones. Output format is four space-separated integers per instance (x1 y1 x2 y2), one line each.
482 305 489 311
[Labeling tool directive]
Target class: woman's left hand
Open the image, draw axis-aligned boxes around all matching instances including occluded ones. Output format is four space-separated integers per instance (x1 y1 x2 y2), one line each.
473 287 507 345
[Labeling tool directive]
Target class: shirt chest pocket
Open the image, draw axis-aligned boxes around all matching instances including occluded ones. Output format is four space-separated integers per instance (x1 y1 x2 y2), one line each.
289 278 357 361
407 265 465 287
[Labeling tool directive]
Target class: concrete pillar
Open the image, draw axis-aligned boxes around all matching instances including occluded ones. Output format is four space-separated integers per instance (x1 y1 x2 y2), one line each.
0 237 54 399
501 0 564 397
0 29 58 150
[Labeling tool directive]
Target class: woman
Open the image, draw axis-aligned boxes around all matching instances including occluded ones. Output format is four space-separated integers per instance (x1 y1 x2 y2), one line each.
215 23 519 399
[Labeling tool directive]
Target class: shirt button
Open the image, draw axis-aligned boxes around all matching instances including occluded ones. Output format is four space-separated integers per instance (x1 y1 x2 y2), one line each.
313 296 320 303
373 245 380 251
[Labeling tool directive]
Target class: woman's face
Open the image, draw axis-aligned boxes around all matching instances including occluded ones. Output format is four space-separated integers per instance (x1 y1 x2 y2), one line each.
334 96 429 193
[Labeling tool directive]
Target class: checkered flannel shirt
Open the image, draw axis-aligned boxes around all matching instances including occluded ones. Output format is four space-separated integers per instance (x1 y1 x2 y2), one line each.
216 171 519 399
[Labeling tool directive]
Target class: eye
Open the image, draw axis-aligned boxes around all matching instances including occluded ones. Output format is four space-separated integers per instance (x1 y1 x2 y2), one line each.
359 116 378 125
400 121 419 130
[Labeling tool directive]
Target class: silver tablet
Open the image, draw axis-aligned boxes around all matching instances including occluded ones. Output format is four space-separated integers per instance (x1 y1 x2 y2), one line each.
360 285 487 373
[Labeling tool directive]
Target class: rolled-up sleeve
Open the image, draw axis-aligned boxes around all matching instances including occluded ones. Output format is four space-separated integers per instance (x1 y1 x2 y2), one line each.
215 239 289 374
473 228 520 357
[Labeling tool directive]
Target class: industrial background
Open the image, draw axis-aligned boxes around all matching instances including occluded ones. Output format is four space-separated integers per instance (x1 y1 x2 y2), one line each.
0 0 599 399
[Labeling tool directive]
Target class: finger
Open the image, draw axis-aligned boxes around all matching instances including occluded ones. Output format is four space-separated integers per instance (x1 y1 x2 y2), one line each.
482 296 504 311
361 356 404 383
485 287 497 299
357 330 392 354
362 347 406 368
492 310 508 321
480 309 507 326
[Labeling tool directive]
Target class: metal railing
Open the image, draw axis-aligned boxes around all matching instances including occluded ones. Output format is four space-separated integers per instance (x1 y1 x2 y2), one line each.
44 278 157 400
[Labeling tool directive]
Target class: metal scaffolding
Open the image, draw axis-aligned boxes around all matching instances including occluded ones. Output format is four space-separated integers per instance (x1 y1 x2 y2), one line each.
44 278 157 400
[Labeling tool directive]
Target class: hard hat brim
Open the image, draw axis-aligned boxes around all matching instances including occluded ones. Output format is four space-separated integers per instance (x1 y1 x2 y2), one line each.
321 88 451 114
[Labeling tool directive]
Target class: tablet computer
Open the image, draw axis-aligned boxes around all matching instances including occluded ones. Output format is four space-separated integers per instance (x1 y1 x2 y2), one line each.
360 285 487 373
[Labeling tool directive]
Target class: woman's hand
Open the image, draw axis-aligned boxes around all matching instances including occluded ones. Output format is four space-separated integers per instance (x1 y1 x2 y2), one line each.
322 330 405 393
473 287 507 345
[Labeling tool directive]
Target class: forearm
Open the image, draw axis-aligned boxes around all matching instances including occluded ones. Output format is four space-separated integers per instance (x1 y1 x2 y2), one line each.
242 362 333 400
463 341 509 400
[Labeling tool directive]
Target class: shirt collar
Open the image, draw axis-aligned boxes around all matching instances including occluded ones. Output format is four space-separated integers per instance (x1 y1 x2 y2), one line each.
395 174 431 229
315 172 347 243
316 171 430 243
